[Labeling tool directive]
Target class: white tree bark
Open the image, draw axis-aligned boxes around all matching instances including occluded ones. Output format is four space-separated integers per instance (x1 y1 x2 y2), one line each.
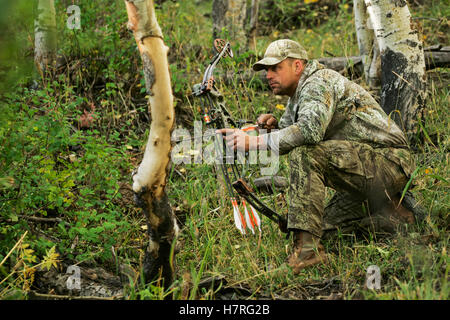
367 39 381 88
354 0 380 88
364 0 426 143
125 0 178 286
354 0 373 81
34 0 57 75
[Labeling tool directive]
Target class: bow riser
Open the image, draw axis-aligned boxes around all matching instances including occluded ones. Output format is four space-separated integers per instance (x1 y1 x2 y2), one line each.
193 39 287 235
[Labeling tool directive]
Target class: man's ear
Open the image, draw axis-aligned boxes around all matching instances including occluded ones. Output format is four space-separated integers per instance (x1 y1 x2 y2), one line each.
294 60 304 75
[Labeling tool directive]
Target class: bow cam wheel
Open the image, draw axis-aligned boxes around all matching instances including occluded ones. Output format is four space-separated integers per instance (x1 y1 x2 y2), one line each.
214 39 233 58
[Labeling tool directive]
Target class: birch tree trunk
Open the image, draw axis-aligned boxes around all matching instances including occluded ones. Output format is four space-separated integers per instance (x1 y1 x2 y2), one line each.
364 0 427 144
212 0 247 45
354 0 380 88
34 0 57 76
124 0 179 286
367 40 381 88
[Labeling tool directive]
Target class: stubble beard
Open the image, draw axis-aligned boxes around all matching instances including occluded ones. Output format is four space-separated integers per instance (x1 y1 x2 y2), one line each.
270 83 287 96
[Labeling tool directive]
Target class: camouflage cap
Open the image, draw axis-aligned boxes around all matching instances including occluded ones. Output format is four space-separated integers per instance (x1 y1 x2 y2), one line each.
253 39 308 71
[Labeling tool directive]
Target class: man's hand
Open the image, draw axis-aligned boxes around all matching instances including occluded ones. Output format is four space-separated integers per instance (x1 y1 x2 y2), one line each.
257 114 278 131
215 128 265 152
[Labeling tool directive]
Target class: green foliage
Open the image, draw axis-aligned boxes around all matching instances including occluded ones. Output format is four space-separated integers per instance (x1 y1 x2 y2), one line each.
258 0 353 34
0 0 448 301
0 231 60 297
0 80 133 266
0 0 35 92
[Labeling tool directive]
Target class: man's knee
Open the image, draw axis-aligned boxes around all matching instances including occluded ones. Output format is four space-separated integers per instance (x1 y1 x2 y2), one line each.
289 143 327 171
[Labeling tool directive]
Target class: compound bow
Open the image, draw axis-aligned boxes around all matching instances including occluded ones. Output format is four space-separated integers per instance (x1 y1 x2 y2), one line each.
192 39 288 234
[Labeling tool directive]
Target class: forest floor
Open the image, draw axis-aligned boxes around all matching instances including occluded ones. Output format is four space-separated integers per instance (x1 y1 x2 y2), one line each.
0 0 448 300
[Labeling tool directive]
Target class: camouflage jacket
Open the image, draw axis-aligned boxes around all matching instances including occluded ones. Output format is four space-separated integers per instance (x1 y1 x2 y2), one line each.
262 59 409 155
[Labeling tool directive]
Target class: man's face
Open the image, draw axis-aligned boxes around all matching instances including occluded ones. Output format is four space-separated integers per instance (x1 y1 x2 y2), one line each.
266 59 304 97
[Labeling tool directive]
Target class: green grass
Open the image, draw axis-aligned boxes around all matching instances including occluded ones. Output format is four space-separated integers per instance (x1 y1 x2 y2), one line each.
0 0 448 300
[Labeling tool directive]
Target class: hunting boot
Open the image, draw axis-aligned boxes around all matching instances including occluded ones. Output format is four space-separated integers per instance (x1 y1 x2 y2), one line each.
364 191 419 236
376 193 417 225
400 191 426 223
287 230 327 274
390 193 416 224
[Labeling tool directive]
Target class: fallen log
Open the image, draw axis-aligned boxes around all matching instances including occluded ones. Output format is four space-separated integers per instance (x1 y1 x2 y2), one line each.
217 49 449 89
423 47 450 69
317 49 450 72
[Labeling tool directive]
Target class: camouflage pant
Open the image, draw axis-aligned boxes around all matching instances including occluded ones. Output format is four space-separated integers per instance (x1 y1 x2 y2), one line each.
287 140 415 238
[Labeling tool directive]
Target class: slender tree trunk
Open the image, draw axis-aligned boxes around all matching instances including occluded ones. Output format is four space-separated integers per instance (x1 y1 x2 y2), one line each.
354 0 373 83
212 0 247 45
354 0 380 88
34 0 57 76
364 0 427 144
367 39 381 88
247 0 260 52
124 0 179 286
